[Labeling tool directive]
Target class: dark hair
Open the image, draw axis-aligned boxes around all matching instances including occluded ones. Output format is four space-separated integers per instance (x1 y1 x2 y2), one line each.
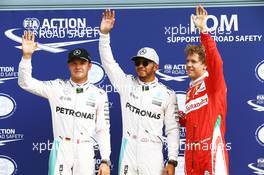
185 44 206 64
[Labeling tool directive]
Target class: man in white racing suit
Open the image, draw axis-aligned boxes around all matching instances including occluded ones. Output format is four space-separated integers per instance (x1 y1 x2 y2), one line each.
18 31 111 175
99 10 180 175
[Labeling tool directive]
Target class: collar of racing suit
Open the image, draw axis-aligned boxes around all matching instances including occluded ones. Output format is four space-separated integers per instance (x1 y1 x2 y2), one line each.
69 79 90 89
136 77 158 91
189 71 208 88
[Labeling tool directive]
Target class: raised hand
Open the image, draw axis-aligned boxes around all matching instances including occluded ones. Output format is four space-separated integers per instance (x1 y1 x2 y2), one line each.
22 30 38 59
162 164 175 175
98 163 110 175
100 9 115 34
192 5 208 32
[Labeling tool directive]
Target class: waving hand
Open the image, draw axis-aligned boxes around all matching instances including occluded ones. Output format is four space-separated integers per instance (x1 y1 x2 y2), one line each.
192 5 208 32
22 31 38 59
100 9 115 34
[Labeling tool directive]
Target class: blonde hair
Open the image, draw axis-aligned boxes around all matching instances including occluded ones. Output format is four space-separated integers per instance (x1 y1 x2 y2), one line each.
185 45 206 64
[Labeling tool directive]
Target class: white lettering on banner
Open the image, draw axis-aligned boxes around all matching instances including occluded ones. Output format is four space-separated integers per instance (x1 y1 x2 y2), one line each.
190 14 238 33
212 35 234 42
0 66 18 84
0 67 14 72
247 94 264 112
0 129 15 134
32 140 53 154
165 14 263 43
0 128 24 146
165 14 237 36
185 94 208 114
235 35 262 42
97 84 118 93
167 36 200 43
23 18 40 30
38 27 99 39
166 34 263 43
38 18 99 39
41 18 86 28
5 17 101 53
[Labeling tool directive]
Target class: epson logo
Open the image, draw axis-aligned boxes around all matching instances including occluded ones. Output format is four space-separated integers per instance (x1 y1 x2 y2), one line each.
0 155 17 175
255 60 264 83
0 93 17 119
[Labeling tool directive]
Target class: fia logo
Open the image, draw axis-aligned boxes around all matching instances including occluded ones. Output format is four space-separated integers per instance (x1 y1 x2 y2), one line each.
23 18 40 30
156 64 188 82
248 158 264 174
247 94 264 112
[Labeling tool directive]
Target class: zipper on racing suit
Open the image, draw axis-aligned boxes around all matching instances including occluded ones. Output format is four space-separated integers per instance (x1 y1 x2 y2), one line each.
191 126 197 175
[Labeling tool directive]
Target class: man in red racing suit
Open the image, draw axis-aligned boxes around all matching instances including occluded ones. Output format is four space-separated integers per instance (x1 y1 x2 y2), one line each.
180 6 229 175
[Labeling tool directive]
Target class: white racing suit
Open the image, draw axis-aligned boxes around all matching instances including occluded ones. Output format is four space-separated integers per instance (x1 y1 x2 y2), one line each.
99 33 180 175
18 58 111 175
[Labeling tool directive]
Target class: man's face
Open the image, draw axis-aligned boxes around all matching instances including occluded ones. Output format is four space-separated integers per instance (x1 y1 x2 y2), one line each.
134 58 158 82
68 58 91 83
186 53 206 80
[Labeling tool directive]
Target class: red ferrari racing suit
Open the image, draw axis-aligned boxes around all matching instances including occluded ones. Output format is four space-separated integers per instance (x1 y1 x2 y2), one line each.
182 33 229 175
